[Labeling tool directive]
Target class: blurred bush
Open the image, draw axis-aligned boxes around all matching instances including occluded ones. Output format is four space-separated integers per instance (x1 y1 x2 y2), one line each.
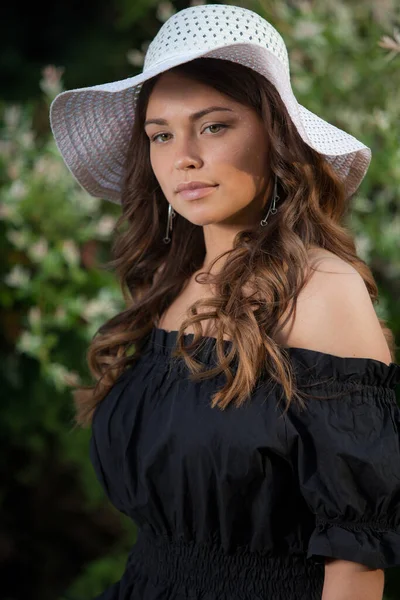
0 68 135 600
258 0 400 330
0 0 399 599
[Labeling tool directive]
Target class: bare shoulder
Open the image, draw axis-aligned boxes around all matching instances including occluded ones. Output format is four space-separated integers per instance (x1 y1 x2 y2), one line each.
306 246 358 274
278 247 392 364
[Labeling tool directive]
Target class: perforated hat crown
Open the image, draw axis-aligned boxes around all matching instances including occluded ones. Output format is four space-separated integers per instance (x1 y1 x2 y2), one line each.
50 4 371 203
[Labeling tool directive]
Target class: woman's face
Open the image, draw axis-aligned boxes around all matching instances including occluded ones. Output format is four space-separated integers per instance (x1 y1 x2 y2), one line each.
144 70 271 228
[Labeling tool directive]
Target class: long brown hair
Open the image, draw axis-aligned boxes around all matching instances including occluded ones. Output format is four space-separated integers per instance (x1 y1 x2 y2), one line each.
72 58 396 428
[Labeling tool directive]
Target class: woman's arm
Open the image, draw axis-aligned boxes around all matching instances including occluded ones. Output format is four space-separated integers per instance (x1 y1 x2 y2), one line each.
322 559 385 600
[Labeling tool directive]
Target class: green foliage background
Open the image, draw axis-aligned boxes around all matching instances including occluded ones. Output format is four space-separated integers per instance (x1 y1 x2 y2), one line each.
1 1 399 598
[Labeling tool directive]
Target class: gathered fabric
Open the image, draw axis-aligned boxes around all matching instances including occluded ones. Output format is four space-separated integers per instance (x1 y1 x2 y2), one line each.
90 327 400 599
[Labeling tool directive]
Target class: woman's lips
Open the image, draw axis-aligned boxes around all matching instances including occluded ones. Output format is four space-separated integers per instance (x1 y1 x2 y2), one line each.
178 185 219 200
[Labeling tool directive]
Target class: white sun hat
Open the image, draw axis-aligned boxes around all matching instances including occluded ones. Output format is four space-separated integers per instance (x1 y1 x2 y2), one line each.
50 3 371 204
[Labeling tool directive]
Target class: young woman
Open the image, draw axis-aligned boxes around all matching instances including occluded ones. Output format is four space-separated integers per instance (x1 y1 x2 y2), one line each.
50 4 400 599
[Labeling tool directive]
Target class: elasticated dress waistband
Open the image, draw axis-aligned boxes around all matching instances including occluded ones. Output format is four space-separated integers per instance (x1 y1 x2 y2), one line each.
126 528 324 598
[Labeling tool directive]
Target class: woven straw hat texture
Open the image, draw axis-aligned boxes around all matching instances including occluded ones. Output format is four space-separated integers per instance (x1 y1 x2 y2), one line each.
50 4 371 203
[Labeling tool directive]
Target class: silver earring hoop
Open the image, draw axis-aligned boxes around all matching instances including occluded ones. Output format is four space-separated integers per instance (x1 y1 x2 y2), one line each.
163 203 176 244
260 174 279 227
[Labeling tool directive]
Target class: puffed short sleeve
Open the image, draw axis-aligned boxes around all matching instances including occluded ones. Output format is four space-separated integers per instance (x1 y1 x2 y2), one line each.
283 347 400 570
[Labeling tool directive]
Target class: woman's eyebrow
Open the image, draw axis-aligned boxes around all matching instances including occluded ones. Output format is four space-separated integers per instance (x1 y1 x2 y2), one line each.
144 106 234 127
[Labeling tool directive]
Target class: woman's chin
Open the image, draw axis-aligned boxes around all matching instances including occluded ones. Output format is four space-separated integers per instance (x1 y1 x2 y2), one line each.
183 207 237 227
187 215 225 227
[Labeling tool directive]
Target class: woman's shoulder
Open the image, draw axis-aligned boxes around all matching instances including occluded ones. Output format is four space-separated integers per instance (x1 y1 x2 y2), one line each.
277 247 392 365
306 246 358 274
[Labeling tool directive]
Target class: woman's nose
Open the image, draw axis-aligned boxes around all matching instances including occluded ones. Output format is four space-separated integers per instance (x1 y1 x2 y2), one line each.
173 137 203 170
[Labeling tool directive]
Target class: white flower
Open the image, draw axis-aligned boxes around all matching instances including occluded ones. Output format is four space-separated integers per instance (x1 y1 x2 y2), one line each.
8 180 27 200
40 65 65 99
54 306 67 323
7 162 21 181
28 306 42 327
291 74 312 94
352 195 373 214
330 2 355 41
7 229 29 249
17 330 42 355
336 65 358 91
4 265 30 288
127 49 145 67
28 238 49 262
69 190 101 215
45 363 71 391
63 369 81 386
292 20 325 41
355 234 372 260
34 156 65 183
157 1 176 23
378 27 400 62
0 140 12 158
19 132 34 151
81 288 122 321
372 109 391 131
383 217 400 244
4 106 21 131
82 298 111 320
33 156 49 175
61 240 80 266
337 108 364 132
0 203 16 221
95 215 116 237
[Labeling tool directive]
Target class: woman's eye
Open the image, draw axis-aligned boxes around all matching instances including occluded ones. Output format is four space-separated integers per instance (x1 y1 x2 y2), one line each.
150 123 227 144
206 123 226 134
151 132 170 143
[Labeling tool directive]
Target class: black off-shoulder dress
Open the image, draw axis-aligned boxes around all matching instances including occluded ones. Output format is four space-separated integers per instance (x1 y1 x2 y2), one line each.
90 326 400 600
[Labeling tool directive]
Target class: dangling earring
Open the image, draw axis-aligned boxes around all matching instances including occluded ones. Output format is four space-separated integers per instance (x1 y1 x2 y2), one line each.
260 174 279 227
163 203 176 244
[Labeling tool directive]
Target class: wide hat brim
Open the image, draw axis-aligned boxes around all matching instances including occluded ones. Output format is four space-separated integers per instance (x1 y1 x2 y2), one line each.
50 43 371 204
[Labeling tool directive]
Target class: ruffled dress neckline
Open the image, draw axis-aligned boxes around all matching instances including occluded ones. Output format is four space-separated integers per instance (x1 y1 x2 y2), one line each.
146 326 400 389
